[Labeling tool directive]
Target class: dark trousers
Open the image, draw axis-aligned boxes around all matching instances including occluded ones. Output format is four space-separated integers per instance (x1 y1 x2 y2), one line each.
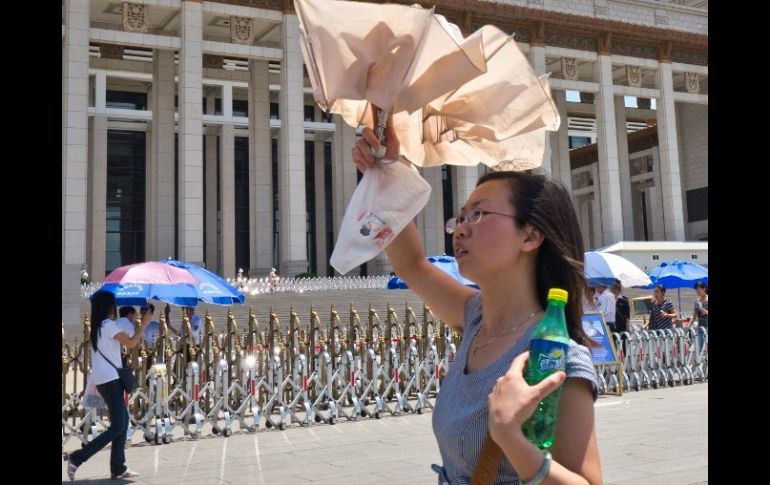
69 379 128 476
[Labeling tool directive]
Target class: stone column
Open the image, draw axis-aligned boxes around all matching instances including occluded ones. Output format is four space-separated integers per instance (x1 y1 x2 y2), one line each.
149 49 176 262
655 60 686 240
178 0 204 264
551 90 573 194
615 95 634 240
278 13 308 276
62 0 90 325
331 117 358 274
87 115 107 281
528 33 551 173
248 60 273 276
594 54 624 244
453 166 477 214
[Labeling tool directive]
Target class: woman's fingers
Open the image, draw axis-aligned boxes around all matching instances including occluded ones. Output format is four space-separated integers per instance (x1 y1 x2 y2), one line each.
507 351 529 377
533 371 566 399
361 126 381 149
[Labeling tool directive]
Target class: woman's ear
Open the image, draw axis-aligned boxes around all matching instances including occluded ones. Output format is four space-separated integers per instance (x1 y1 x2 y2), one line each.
521 224 545 252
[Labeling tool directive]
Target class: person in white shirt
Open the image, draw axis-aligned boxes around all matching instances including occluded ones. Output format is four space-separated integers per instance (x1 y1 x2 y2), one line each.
64 291 149 481
595 283 617 332
140 304 161 347
157 305 203 345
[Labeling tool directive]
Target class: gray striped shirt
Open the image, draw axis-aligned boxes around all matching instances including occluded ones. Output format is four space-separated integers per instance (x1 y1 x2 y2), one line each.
431 292 599 484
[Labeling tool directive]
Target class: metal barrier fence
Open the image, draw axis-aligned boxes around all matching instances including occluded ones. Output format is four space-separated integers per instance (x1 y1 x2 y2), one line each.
62 306 708 450
594 327 708 394
62 303 461 448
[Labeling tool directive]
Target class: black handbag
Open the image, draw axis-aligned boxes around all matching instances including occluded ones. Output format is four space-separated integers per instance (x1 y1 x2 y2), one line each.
97 347 136 393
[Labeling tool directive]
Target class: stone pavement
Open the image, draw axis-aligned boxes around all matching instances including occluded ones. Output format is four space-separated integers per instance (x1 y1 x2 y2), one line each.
62 382 707 484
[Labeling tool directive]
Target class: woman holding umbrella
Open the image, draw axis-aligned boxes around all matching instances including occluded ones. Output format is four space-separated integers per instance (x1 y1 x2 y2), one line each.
353 121 602 484
64 291 149 481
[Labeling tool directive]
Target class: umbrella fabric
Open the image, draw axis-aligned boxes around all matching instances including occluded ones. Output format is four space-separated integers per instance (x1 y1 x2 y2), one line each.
100 262 200 307
334 25 559 169
387 255 478 289
98 260 245 307
584 251 652 288
295 0 486 115
161 258 246 305
645 260 708 289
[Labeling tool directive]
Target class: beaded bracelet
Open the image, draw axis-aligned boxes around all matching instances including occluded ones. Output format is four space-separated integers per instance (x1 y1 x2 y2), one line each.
521 451 552 485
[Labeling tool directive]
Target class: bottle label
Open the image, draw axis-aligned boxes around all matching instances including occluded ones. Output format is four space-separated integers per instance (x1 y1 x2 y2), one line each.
530 339 568 374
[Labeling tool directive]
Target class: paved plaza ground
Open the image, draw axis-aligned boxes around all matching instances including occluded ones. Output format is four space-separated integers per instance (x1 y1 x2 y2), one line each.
62 382 708 484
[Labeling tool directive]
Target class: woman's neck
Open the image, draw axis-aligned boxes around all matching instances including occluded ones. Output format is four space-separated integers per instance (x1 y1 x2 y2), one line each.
478 274 542 335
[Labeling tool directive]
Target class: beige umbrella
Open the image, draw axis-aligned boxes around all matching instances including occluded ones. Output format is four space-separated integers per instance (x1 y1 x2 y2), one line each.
335 25 560 169
295 0 487 156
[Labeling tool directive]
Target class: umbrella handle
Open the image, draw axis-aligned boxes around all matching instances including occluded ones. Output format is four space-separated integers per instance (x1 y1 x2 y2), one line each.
372 108 390 160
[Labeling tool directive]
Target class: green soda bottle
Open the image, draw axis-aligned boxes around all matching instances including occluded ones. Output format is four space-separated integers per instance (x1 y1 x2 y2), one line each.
521 288 570 449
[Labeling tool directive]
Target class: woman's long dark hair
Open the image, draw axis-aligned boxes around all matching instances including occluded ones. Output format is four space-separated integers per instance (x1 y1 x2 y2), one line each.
477 170 592 348
90 291 117 351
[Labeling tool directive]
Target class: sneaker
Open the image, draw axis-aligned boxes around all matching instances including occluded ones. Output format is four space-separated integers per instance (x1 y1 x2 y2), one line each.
67 461 78 481
111 468 139 479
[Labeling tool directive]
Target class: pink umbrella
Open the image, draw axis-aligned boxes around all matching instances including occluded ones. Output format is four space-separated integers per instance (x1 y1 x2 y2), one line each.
104 262 198 285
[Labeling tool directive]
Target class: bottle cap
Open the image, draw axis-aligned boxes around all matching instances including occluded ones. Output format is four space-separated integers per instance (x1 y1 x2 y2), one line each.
547 288 568 303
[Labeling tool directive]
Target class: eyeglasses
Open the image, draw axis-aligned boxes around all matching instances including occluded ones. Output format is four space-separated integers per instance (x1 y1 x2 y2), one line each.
445 208 516 234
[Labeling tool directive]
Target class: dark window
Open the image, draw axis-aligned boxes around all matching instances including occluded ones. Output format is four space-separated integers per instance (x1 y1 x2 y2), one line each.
305 141 317 275
304 105 315 122
270 102 279 120
106 90 147 110
174 134 178 257
569 136 592 149
106 130 146 274
356 168 366 276
652 254 659 260
214 98 222 116
442 166 454 256
272 138 280 268
686 187 708 222
324 141 334 276
233 99 248 118
321 110 333 123
235 137 250 274
691 254 698 259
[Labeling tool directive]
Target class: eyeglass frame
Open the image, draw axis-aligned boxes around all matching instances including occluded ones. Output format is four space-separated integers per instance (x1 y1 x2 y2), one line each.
445 208 517 234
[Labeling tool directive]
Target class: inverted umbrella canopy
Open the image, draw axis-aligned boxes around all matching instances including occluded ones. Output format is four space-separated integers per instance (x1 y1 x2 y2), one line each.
295 0 486 116
334 25 559 169
100 261 200 307
388 255 478 289
161 258 246 305
645 260 708 289
584 251 652 288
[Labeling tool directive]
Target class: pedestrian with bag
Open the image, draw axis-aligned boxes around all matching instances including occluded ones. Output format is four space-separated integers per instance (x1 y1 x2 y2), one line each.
64 290 149 481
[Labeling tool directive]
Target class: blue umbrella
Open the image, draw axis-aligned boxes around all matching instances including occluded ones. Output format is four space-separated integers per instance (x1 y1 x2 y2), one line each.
644 260 708 312
161 258 246 305
387 255 478 289
97 259 245 307
99 261 201 307
644 260 708 289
